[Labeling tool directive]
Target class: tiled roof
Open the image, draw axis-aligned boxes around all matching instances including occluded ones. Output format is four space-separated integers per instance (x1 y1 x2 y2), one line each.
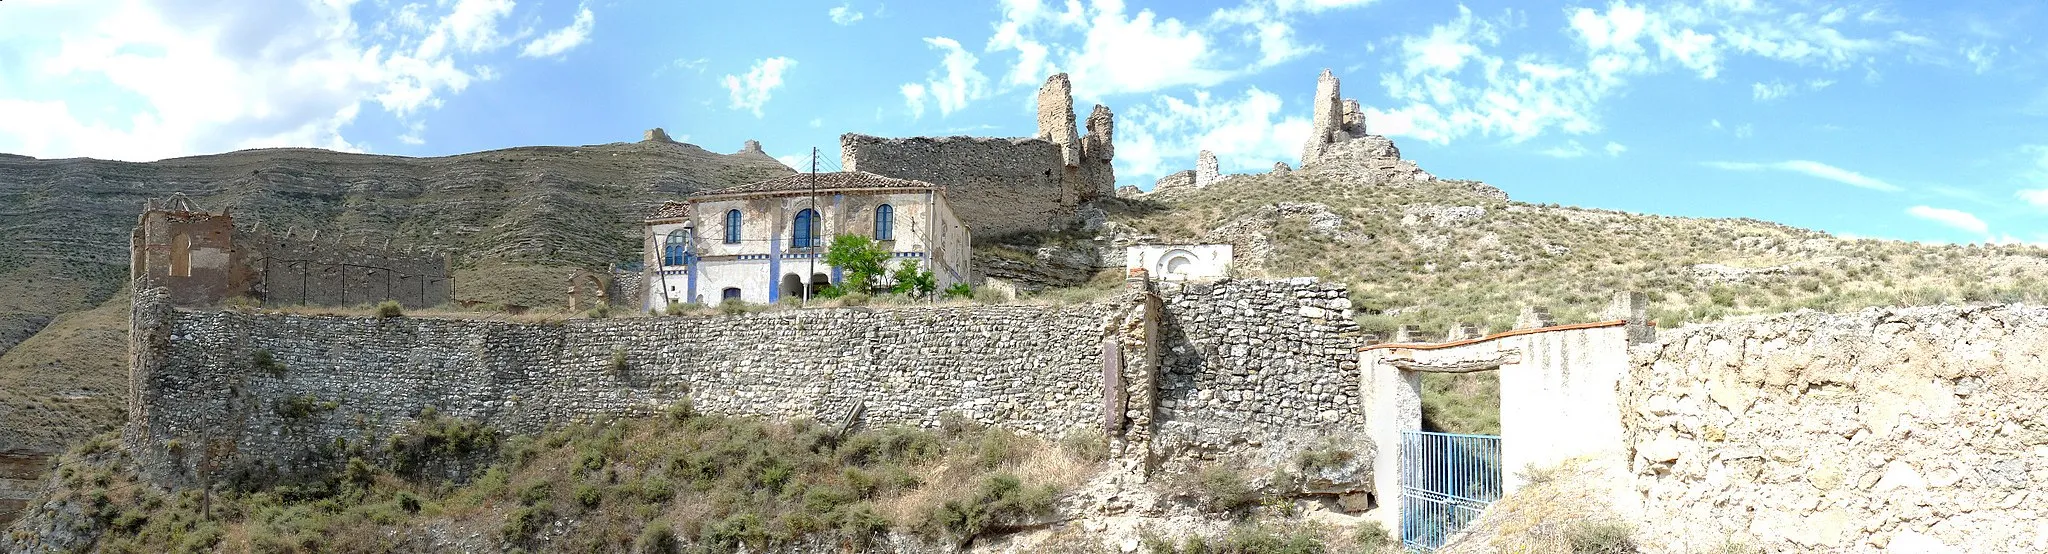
647 201 690 220
689 171 937 198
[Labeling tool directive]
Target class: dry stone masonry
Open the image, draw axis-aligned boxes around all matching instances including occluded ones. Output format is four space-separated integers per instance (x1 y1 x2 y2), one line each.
1296 69 1435 184
124 278 1367 488
1624 305 2048 553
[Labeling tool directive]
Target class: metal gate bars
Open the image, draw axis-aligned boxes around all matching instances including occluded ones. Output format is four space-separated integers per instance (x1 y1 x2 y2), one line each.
1400 431 1503 551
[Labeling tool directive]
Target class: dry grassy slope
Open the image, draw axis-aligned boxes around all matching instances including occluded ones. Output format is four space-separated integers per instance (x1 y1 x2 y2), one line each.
0 140 793 454
1125 169 2048 337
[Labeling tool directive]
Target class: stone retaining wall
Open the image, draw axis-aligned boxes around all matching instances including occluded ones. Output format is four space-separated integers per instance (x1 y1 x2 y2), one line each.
1625 305 2048 553
125 279 1367 487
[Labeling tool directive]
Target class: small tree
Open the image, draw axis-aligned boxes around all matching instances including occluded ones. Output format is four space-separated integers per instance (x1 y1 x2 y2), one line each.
891 260 937 298
824 234 893 293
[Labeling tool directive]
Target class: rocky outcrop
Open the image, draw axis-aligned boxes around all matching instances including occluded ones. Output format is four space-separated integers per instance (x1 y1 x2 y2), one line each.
1151 170 1196 196
1037 74 1081 167
1272 162 1291 174
1297 69 1434 185
643 128 675 142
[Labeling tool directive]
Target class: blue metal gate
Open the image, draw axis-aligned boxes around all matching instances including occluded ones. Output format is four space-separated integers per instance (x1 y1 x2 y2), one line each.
1400 431 1504 551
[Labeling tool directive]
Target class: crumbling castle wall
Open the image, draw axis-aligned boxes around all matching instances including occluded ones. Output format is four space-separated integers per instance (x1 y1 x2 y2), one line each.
842 73 1116 239
1623 305 2048 553
124 279 1365 488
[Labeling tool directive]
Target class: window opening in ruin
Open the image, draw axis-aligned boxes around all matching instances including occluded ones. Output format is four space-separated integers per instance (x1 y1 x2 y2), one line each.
780 274 804 297
874 204 894 240
793 209 821 248
170 233 192 277
1165 255 1192 276
722 288 741 301
724 210 743 244
663 229 690 266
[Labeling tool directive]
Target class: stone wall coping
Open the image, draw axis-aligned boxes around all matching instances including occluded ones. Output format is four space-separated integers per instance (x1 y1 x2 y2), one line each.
1358 319 1629 352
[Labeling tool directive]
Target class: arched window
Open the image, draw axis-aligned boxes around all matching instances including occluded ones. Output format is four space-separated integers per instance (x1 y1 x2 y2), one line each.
662 229 690 266
724 210 742 244
793 208 820 248
874 204 894 240
721 288 742 301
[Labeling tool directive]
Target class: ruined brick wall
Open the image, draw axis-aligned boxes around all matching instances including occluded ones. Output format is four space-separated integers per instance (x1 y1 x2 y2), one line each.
130 199 450 309
239 229 451 309
122 279 1368 487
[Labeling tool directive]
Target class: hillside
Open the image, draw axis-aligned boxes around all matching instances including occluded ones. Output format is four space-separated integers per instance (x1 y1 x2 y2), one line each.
0 137 793 454
1123 165 2048 337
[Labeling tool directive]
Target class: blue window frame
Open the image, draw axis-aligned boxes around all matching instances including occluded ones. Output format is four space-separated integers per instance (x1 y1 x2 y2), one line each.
793 208 821 248
874 204 894 240
662 229 690 266
724 210 742 244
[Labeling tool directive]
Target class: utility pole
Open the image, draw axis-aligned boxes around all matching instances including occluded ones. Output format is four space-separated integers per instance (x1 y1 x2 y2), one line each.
806 147 818 304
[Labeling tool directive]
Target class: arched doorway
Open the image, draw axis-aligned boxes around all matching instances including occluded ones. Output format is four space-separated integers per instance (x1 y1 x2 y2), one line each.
809 273 831 297
780 274 804 300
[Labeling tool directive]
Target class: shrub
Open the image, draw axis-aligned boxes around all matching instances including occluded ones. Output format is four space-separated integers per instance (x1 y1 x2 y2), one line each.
375 300 404 318
501 501 552 543
1352 521 1393 554
273 395 336 421
891 260 938 298
387 409 500 478
943 282 974 299
634 521 678 554
607 347 629 377
587 302 612 318
251 349 287 377
916 473 1057 545
719 300 762 315
1059 429 1109 463
573 484 603 509
1186 465 1259 513
1565 521 1638 554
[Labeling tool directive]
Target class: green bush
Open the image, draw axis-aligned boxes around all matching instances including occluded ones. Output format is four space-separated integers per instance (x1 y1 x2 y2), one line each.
1186 465 1259 513
251 349 287 377
944 282 974 299
634 521 678 554
375 300 404 318
718 299 762 315
586 302 613 318
1059 429 1109 463
916 473 1057 545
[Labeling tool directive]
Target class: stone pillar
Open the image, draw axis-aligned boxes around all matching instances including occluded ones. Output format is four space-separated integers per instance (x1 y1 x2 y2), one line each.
1605 291 1654 344
1110 271 1162 477
1036 73 1081 167
1082 104 1115 162
1515 306 1556 329
1195 150 1221 188
1301 69 1343 167
1363 348 1421 534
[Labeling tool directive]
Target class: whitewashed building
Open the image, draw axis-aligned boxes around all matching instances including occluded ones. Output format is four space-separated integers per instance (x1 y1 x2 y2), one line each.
1125 244 1233 281
642 172 971 307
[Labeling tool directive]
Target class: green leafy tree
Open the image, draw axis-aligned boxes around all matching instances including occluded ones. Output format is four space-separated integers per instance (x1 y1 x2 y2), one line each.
824 234 892 293
891 260 937 298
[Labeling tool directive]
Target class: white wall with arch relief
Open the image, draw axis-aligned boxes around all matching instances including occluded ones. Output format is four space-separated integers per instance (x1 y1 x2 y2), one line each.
1125 244 1231 282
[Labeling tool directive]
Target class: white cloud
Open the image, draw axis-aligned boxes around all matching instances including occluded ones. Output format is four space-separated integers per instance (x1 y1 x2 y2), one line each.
1962 43 1997 74
1539 141 1589 158
722 57 796 117
829 3 864 25
0 0 594 160
1752 81 1796 101
900 37 988 118
1604 141 1627 156
1704 160 1902 192
2015 146 2048 209
900 84 928 119
980 0 1365 100
1367 1 1911 145
1117 86 1311 182
520 4 595 58
1906 206 1988 235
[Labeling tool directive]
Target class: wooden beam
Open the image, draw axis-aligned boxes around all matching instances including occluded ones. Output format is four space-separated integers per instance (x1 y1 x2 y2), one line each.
1383 349 1520 373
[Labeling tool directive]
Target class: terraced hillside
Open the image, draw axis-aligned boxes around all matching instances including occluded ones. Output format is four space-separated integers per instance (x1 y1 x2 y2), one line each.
0 138 793 456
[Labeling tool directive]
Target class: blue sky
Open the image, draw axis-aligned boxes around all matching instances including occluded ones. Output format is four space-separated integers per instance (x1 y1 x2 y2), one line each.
2 0 2045 244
